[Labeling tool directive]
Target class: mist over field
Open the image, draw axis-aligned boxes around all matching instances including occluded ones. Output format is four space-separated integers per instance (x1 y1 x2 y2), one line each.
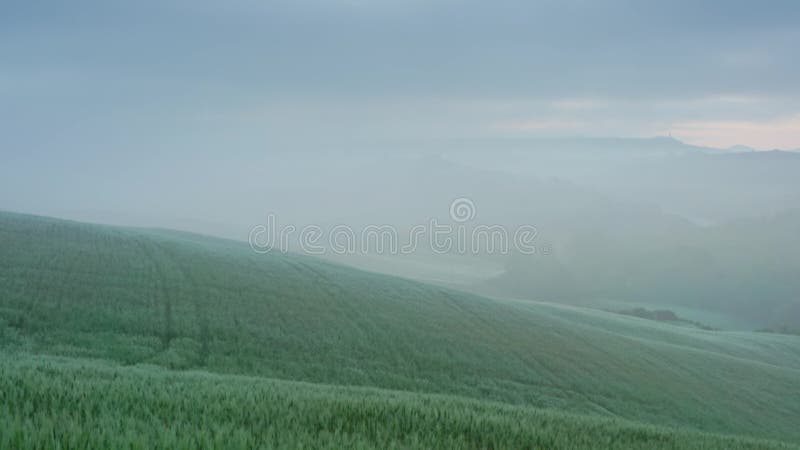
1 1 800 448
5 130 800 331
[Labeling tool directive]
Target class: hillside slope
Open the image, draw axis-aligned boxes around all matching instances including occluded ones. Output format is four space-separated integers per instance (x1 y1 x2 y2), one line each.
1 211 799 443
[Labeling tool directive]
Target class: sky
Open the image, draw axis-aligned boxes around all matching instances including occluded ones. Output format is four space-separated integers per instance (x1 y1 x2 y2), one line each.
2 0 800 226
2 0 800 155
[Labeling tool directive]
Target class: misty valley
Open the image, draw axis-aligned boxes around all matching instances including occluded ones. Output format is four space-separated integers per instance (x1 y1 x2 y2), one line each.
2 1 800 449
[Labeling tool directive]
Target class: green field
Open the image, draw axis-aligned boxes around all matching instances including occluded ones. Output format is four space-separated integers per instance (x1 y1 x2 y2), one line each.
1 211 799 448
1 352 794 450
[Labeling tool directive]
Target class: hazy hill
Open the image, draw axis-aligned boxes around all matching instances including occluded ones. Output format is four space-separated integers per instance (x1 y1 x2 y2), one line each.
1 211 799 444
442 139 800 224
493 207 800 330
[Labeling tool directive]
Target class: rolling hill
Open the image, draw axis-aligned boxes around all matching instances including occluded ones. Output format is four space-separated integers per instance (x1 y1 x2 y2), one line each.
1 210 799 447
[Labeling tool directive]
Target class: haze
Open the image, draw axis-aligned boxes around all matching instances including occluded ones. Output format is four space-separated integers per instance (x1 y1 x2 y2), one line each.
2 0 799 331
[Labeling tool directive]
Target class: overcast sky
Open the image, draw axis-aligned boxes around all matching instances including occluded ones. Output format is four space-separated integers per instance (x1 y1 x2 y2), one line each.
2 0 799 166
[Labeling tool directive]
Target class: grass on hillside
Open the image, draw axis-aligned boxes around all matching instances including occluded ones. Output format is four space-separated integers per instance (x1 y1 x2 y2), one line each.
1 211 800 445
1 351 796 450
